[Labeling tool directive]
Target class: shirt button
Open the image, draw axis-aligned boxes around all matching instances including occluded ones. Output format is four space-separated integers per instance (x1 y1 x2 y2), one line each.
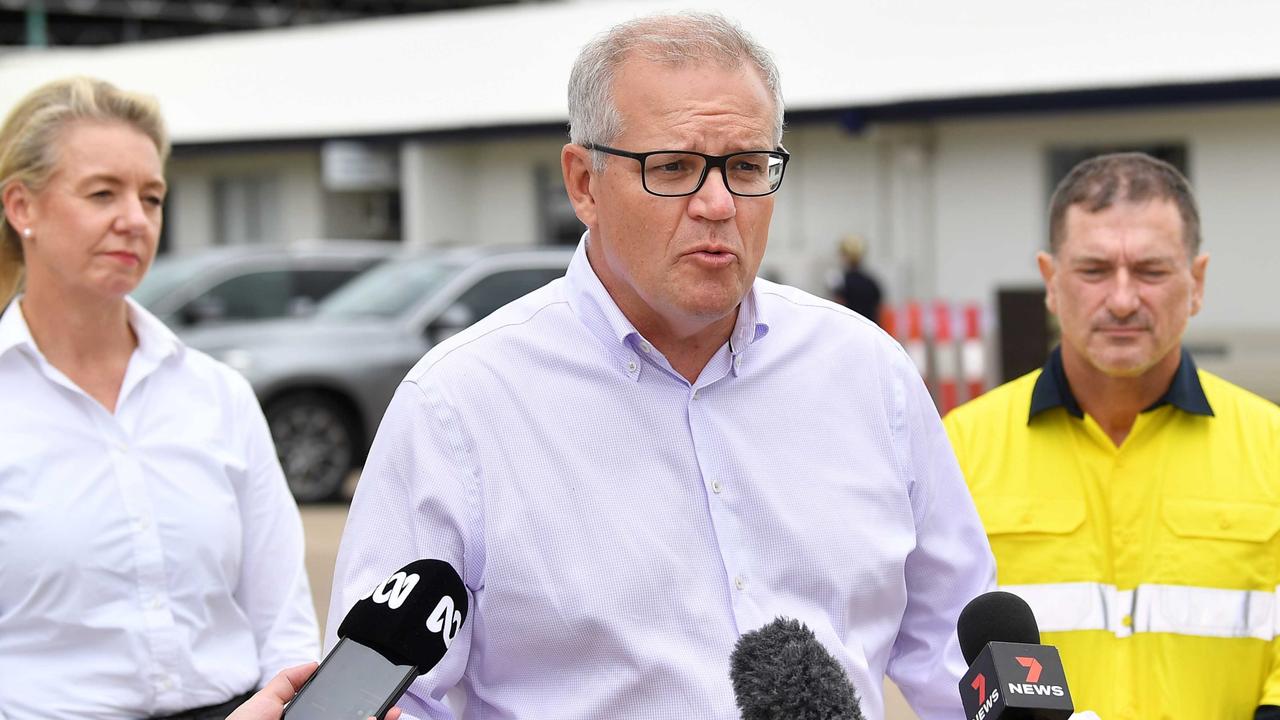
159 677 173 691
640 341 652 354
734 576 745 591
733 356 742 368
626 360 638 373
1121 614 1133 628
711 480 722 493
151 597 164 610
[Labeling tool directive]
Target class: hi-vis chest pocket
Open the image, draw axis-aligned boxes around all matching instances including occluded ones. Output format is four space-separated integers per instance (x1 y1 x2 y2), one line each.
1158 498 1280 587
1162 498 1280 543
976 497 1089 582
977 497 1086 536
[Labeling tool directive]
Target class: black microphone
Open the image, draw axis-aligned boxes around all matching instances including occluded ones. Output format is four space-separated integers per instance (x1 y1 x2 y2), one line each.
957 591 1073 720
729 617 865 720
338 559 468 668
282 559 469 720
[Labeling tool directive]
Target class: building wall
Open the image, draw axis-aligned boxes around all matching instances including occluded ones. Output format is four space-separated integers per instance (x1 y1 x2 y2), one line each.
766 124 881 295
167 149 325 249
401 135 567 250
161 102 1280 399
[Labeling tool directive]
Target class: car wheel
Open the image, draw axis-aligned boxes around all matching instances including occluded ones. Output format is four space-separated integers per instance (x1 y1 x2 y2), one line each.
266 391 357 503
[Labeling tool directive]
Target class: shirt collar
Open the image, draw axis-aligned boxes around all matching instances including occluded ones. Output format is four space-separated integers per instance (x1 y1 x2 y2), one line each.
125 295 184 363
0 296 34 361
563 232 770 365
0 295 182 364
1028 345 1213 422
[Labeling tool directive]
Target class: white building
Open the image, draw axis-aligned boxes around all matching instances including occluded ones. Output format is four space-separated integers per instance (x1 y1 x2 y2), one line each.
3 0 1278 399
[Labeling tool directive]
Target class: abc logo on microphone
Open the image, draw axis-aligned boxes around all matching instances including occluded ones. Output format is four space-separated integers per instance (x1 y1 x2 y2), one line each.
361 566 464 649
340 559 469 670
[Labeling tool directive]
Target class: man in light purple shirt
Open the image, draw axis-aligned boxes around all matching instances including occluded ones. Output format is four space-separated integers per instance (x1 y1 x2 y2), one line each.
328 11 995 719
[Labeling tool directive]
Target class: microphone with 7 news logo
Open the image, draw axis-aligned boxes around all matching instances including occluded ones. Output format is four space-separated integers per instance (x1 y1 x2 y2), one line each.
958 591 1074 720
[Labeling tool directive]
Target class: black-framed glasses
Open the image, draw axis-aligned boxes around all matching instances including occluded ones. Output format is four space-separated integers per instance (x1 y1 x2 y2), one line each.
583 143 790 197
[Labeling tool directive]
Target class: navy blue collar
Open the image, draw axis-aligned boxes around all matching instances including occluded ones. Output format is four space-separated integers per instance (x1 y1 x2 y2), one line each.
1028 346 1214 423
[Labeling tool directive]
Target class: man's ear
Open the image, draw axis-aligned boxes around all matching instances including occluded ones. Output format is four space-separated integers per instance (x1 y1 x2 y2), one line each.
1190 252 1209 316
1036 251 1059 316
561 144 598 228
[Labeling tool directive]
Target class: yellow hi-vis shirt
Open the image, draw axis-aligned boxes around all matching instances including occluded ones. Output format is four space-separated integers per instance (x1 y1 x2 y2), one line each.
944 349 1280 720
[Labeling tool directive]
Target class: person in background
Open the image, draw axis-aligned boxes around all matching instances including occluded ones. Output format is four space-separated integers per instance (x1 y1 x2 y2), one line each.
327 11 993 720
0 77 317 719
944 152 1280 718
831 233 883 325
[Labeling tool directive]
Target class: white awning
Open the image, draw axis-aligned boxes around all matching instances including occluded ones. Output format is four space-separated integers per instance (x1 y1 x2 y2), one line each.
2 0 1278 144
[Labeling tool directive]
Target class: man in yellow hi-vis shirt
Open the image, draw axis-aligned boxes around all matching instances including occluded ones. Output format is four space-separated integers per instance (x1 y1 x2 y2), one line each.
945 152 1280 720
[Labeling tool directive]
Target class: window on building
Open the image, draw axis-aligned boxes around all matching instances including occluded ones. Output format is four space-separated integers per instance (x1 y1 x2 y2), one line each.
213 174 282 245
323 190 402 240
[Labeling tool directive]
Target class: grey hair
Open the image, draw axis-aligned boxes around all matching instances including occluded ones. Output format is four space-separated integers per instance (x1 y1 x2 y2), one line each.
567 11 785 172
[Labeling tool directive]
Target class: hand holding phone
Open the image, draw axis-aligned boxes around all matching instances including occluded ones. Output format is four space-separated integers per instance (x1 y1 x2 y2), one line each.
282 560 468 720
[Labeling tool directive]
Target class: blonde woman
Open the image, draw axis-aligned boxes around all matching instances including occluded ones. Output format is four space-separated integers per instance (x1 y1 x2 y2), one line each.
0 78 317 719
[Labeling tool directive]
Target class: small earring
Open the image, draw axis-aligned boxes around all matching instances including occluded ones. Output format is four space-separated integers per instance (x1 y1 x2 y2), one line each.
22 228 32 238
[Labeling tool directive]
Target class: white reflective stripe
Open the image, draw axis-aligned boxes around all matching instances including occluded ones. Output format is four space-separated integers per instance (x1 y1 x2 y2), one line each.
998 583 1280 641
999 582 1114 633
1136 585 1276 641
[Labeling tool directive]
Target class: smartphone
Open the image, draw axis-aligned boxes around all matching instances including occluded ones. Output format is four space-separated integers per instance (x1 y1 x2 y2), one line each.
281 638 417 720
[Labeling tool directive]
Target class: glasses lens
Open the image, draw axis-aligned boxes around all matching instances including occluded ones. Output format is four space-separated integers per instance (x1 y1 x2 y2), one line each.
725 152 786 196
642 152 706 196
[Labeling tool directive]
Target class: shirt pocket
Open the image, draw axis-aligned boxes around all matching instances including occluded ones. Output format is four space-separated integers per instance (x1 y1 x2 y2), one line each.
976 496 1089 583
1157 498 1280 588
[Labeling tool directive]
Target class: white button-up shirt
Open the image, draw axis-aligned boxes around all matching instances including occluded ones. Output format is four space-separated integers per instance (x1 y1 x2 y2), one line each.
0 298 318 719
328 238 994 720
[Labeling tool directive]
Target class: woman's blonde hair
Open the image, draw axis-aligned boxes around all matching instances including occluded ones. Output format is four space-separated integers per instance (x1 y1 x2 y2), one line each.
0 76 169 305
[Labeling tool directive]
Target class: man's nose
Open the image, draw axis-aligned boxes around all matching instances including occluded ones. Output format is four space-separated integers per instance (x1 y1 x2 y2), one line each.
1106 269 1141 318
688 167 736 221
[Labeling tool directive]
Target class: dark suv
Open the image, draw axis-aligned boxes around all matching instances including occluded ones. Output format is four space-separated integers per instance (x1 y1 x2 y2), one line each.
182 245 574 502
133 240 397 329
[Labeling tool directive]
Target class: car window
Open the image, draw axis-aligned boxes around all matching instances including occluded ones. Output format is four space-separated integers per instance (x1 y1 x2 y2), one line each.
452 267 565 321
317 256 463 320
293 269 365 303
182 270 295 323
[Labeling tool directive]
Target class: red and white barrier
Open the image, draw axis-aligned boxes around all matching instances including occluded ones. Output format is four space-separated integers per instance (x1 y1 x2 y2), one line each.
933 302 959 414
883 299 989 411
961 303 985 402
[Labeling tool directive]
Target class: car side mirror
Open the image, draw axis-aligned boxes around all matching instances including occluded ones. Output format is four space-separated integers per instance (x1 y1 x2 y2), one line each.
427 303 475 344
288 296 318 317
179 295 228 327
